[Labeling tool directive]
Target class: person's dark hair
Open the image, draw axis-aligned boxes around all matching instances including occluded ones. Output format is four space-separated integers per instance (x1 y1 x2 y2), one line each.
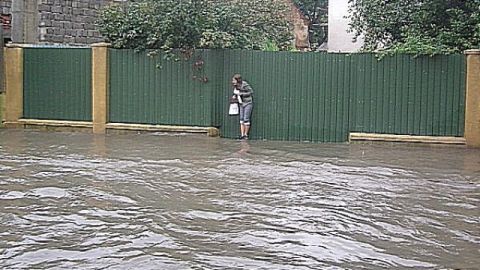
233 74 242 83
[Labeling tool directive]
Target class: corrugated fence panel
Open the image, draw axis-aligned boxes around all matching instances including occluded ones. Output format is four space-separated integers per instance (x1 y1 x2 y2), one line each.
349 54 465 137
23 48 92 121
109 49 220 126
220 52 465 141
220 51 351 142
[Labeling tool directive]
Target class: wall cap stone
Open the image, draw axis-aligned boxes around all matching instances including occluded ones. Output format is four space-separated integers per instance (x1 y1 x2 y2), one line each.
91 42 111 47
465 49 480 55
6 43 90 48
349 132 466 145
5 43 29 48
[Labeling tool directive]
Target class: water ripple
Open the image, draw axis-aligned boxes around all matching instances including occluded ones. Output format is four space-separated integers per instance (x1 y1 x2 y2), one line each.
0 130 479 269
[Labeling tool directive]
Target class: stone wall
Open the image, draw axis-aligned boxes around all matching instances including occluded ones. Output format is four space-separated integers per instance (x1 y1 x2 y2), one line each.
2 0 122 45
38 0 115 44
0 0 11 14
1 0 12 39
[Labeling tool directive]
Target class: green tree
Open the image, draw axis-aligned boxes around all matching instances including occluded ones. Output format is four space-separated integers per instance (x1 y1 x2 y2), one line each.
97 0 293 52
347 0 480 54
293 0 328 50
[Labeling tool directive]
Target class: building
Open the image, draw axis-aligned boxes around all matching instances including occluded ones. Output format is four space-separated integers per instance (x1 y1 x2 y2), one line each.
327 0 363 52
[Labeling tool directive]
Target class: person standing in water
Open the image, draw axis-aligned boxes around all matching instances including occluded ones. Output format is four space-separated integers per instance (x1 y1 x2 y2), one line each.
231 74 253 140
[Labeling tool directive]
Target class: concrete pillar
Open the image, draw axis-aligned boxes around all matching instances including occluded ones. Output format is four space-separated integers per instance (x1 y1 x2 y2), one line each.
11 0 38 43
91 43 110 134
4 45 23 127
0 26 4 125
1 23 4 93
465 50 480 148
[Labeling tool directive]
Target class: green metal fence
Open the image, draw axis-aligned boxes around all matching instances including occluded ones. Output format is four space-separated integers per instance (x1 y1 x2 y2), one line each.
220 51 466 141
23 48 92 121
220 51 350 141
349 54 466 137
108 49 223 126
21 48 466 142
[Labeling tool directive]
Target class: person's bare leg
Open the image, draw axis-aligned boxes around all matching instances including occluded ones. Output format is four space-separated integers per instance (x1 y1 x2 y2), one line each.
240 124 245 137
244 125 250 138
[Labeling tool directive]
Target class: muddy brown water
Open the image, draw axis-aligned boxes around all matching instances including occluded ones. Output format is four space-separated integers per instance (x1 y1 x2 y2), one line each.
0 129 479 269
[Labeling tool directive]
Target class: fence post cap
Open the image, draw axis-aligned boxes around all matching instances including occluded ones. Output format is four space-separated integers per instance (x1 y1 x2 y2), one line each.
91 42 111 48
465 49 480 55
5 43 30 48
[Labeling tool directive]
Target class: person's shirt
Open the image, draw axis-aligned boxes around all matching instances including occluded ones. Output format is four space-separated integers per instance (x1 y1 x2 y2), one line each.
236 81 253 104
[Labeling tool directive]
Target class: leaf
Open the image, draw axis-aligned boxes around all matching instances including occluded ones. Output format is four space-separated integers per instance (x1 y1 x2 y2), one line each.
97 0 294 52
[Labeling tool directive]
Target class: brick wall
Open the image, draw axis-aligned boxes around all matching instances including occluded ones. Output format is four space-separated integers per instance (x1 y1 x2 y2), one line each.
0 0 11 14
39 0 116 44
1 0 11 39
2 0 122 45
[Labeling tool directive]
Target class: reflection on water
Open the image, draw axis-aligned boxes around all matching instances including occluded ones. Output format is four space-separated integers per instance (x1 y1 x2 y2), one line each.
0 129 479 269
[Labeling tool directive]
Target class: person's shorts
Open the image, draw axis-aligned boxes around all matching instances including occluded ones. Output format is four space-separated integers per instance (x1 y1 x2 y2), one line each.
239 103 253 125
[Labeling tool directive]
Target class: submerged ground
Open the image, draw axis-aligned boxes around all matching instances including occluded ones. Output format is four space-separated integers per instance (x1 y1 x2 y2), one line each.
0 130 478 269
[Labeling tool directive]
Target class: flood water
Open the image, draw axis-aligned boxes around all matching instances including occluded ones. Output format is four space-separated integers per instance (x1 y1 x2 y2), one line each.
0 129 479 269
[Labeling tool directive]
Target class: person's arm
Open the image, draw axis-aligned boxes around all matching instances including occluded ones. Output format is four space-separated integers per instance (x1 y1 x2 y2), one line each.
233 88 242 103
239 83 253 96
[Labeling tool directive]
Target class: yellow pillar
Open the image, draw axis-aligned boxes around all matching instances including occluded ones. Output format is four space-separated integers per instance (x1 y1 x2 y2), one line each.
91 43 110 134
465 50 480 148
4 45 23 128
0 93 5 127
